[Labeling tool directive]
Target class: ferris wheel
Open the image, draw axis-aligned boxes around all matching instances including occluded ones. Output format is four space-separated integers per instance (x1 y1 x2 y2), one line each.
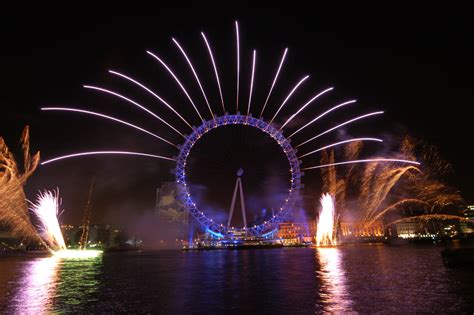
41 22 419 237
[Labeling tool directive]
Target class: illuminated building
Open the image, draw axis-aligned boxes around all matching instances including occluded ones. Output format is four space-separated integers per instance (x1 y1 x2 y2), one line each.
156 182 189 244
276 221 316 245
393 218 470 239
460 206 474 234
463 205 474 221
340 220 384 238
394 220 422 239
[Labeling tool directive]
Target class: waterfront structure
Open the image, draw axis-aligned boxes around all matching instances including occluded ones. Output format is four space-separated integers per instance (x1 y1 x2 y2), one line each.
393 217 474 239
463 205 474 221
174 114 302 237
60 224 126 249
276 221 316 245
227 168 248 232
339 220 385 242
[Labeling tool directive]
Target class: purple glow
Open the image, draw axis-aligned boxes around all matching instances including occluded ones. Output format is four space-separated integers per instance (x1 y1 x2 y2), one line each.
83 85 184 137
260 48 288 118
41 151 176 165
298 138 383 159
247 50 256 116
279 87 334 130
235 20 240 113
269 75 310 125
288 100 357 138
201 32 226 114
296 111 384 148
41 107 177 148
172 38 214 117
302 158 420 171
147 50 204 121
108 70 192 129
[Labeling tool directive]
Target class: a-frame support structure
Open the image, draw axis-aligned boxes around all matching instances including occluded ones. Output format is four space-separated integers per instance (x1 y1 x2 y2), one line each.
227 168 247 231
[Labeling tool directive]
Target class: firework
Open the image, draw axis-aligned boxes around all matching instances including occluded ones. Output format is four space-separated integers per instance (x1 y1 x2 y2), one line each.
235 20 240 112
247 50 257 116
298 138 383 159
288 100 357 139
318 137 464 231
269 75 310 125
173 37 214 117
41 107 177 148
83 85 185 137
41 22 421 173
0 126 42 243
279 87 334 130
201 32 226 114
260 48 288 118
303 158 420 171
316 193 336 246
108 70 193 128
29 190 67 251
147 50 204 122
296 111 385 148
29 189 104 258
41 151 176 166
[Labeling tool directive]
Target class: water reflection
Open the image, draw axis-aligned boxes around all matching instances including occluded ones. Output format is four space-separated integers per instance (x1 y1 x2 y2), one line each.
55 256 102 309
316 247 353 312
10 256 60 313
6 254 103 313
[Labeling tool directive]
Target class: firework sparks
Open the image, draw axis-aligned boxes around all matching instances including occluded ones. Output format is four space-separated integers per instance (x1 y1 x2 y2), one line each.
260 48 288 118
41 107 178 148
303 158 420 171
0 127 42 243
269 75 310 125
147 50 204 121
41 151 176 166
247 50 257 116
288 100 357 138
29 190 66 251
39 22 429 237
201 32 226 114
317 136 462 232
235 20 240 113
298 138 383 159
296 111 384 148
83 85 185 137
108 70 193 129
316 193 336 246
280 87 334 130
172 37 214 117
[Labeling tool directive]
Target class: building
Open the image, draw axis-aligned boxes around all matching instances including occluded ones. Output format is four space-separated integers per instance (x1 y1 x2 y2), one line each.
463 205 474 221
460 205 474 234
394 220 424 239
393 217 473 239
156 182 189 245
276 221 316 245
339 220 385 242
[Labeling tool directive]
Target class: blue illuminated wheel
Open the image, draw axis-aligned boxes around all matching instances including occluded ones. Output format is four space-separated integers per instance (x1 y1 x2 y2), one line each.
174 114 302 237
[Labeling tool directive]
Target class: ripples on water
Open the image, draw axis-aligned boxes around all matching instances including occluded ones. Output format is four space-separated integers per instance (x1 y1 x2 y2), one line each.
0 245 473 313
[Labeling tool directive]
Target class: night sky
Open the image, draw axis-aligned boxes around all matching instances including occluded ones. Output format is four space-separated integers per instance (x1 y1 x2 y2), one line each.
1 5 472 228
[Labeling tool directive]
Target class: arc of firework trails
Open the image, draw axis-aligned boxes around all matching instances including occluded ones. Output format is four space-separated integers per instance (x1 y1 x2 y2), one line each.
39 21 420 188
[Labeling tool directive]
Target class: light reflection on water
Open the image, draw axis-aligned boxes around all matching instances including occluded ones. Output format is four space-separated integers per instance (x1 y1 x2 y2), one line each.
0 247 473 313
4 255 102 313
11 256 60 313
316 247 353 312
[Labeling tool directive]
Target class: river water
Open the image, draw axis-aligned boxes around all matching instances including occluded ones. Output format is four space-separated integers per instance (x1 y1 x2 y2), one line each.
0 245 473 313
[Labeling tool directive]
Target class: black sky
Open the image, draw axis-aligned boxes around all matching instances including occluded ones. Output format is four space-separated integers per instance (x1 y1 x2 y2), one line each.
1 5 472 227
